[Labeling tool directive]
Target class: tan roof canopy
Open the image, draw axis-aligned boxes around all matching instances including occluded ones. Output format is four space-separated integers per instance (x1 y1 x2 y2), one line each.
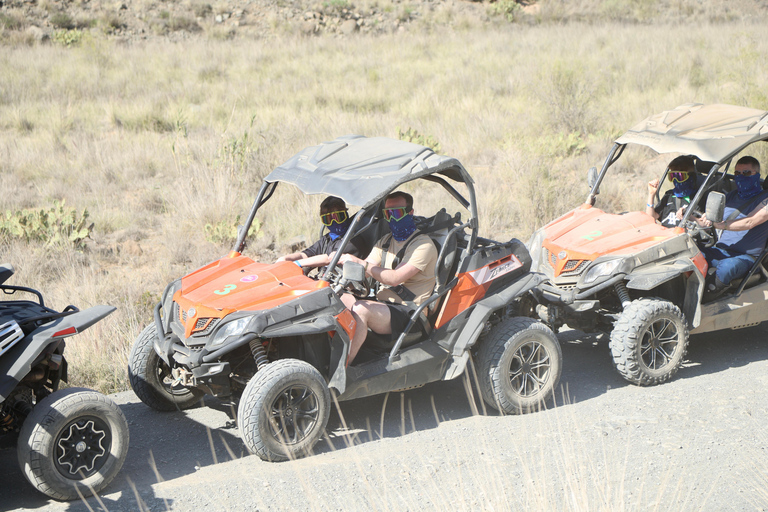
616 103 768 164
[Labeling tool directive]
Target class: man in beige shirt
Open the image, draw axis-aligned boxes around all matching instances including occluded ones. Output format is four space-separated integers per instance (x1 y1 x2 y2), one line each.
339 191 438 363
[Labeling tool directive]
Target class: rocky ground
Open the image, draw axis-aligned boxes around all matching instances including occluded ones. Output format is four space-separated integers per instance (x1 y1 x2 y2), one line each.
0 0 540 44
4 324 768 511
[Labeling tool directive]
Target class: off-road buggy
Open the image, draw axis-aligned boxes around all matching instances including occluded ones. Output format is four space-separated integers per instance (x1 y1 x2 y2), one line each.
128 135 562 461
0 264 128 500
526 103 768 386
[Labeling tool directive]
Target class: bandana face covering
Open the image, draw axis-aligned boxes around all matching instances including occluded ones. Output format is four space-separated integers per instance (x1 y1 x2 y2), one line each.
672 179 696 199
327 218 351 240
388 213 416 241
734 173 763 199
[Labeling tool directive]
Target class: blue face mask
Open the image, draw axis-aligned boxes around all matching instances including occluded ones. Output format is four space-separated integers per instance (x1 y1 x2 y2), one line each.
734 172 762 199
389 214 416 241
327 218 351 240
672 175 696 199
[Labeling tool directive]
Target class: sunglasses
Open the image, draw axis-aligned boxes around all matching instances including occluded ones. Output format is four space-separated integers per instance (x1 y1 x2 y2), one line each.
382 206 410 222
733 169 756 176
320 210 348 226
668 171 690 183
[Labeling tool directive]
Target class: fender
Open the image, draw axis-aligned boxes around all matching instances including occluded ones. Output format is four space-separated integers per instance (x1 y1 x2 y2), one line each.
0 305 116 401
443 272 545 379
626 256 706 329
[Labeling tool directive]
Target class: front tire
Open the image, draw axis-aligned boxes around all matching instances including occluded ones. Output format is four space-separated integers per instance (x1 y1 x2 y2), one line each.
17 388 129 500
610 298 689 386
477 317 562 414
238 359 330 462
128 323 203 411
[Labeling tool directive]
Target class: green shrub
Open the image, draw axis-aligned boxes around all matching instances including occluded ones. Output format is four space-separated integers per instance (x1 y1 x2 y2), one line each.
52 28 84 47
396 127 442 153
488 0 521 22
0 201 92 248
205 216 262 245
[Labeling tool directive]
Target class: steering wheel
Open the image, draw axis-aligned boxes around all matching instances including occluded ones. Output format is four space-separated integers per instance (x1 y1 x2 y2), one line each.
685 218 717 248
323 265 374 298
347 278 372 298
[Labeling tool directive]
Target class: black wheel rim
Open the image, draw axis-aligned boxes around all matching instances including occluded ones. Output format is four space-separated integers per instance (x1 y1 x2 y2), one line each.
508 339 551 397
155 356 190 397
54 415 111 480
267 385 320 446
640 317 679 370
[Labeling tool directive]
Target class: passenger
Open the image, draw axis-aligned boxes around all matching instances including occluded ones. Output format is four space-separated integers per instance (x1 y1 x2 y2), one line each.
276 196 364 269
338 191 438 364
645 155 700 227
697 156 768 294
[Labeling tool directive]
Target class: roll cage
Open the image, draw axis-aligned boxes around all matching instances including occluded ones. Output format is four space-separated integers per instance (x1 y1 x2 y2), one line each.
231 135 480 283
586 103 768 227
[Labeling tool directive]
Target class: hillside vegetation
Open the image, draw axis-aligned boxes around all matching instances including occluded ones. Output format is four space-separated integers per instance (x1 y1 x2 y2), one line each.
2 1 768 392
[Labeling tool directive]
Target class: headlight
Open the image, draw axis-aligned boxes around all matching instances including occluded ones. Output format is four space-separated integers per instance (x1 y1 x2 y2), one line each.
526 229 545 273
210 317 250 347
582 259 622 285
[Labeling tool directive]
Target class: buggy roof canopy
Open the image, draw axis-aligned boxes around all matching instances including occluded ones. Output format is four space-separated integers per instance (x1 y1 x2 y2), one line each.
264 135 469 208
616 103 768 164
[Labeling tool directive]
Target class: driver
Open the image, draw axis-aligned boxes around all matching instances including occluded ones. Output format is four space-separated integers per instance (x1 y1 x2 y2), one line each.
696 156 768 294
338 191 438 364
645 155 700 227
276 196 365 269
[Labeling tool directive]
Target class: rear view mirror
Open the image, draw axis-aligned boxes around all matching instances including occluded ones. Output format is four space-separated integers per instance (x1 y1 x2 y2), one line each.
587 167 599 192
0 263 14 286
706 192 725 223
342 261 365 283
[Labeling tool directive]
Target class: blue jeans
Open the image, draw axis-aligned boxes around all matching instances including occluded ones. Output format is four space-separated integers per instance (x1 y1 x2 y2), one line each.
701 246 755 285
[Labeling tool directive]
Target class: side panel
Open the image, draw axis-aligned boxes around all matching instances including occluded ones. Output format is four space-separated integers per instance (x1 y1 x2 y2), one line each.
691 285 768 334
435 239 530 329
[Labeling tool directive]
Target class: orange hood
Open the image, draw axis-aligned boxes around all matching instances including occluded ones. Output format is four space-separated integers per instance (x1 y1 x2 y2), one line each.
541 206 681 276
174 256 329 319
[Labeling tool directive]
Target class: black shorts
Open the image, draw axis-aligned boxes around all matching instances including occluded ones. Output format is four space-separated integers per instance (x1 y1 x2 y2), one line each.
387 302 414 336
366 303 425 351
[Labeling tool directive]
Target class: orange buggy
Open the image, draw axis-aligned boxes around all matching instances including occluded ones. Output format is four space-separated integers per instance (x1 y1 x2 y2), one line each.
526 104 768 386
128 135 561 461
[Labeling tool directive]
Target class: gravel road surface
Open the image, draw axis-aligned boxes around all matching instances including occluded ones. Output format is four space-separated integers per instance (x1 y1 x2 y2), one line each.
4 325 768 511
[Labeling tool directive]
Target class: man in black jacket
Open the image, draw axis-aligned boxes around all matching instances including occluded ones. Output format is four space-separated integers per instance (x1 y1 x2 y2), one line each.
645 155 702 228
277 196 365 269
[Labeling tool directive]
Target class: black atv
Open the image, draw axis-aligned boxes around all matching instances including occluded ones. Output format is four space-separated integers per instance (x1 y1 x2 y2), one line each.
0 264 128 500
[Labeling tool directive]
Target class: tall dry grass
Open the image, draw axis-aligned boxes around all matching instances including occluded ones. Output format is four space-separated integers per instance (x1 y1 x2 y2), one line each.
2 19 768 390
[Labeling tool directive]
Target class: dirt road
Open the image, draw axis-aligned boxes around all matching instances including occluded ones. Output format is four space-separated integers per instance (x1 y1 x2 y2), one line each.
4 325 768 511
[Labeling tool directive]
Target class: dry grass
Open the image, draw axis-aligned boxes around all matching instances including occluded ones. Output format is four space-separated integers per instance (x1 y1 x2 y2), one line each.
2 18 768 391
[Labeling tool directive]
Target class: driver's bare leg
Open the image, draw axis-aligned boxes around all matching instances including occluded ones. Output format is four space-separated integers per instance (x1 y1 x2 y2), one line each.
346 300 392 364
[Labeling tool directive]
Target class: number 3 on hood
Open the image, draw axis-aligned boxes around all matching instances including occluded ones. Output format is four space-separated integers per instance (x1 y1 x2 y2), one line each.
214 284 237 295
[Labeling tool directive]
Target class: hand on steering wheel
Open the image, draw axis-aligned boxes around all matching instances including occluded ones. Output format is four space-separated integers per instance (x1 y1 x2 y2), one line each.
685 218 717 248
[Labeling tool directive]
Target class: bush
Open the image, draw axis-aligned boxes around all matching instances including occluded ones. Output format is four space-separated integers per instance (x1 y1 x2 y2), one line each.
0 12 25 30
52 29 84 47
396 127 442 153
488 0 521 22
0 201 92 248
205 216 262 245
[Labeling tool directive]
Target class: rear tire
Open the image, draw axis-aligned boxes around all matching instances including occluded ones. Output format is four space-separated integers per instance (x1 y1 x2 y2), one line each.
128 323 203 411
610 298 689 386
17 388 129 500
477 317 562 414
238 359 330 462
